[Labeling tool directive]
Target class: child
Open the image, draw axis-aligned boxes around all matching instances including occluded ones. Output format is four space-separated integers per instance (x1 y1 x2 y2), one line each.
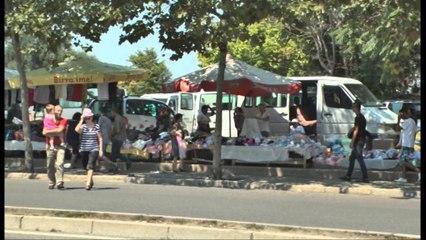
290 118 305 135
43 104 66 150
170 113 186 172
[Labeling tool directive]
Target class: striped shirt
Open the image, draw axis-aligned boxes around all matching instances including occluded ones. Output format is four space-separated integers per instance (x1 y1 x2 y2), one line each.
79 123 100 152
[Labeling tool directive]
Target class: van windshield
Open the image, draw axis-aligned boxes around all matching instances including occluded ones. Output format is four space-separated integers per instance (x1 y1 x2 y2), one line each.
344 84 381 107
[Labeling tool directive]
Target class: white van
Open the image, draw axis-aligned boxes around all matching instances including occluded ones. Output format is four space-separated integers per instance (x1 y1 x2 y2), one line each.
88 96 174 131
144 91 244 137
244 76 399 142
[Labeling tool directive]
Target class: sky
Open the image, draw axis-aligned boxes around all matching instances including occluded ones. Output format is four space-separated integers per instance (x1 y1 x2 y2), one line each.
75 26 200 79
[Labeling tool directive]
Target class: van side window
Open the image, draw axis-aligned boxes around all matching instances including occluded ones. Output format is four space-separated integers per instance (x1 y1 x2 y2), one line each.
323 86 352 109
126 100 144 115
169 99 177 112
181 93 193 110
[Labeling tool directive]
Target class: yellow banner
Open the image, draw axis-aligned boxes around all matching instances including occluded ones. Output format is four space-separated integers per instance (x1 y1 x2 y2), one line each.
8 71 147 89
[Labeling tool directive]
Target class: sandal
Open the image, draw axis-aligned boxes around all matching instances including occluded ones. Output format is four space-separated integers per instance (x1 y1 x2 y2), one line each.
86 181 94 190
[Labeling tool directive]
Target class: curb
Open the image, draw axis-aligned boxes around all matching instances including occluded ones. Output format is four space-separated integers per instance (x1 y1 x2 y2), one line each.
5 207 420 240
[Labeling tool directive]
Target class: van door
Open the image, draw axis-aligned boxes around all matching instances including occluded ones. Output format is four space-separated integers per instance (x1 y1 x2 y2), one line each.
179 93 196 133
319 82 354 140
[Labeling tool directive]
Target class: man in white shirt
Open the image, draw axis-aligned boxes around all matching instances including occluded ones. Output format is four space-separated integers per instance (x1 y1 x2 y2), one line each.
255 103 270 137
395 107 420 183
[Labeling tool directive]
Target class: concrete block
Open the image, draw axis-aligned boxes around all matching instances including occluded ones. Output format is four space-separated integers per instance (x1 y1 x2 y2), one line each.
372 139 394 150
5 215 23 229
291 184 325 193
168 225 251 239
92 220 169 239
21 216 93 234
252 231 339 239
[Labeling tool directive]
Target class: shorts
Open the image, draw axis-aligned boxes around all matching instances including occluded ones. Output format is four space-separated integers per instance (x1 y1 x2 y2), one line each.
398 147 414 164
81 151 99 170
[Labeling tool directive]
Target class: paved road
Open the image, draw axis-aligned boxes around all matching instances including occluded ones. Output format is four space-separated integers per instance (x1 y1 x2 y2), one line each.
5 179 420 236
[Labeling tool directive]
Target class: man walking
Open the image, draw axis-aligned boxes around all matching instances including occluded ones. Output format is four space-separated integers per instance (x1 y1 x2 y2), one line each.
110 106 131 172
395 107 420 183
340 100 369 183
42 105 68 189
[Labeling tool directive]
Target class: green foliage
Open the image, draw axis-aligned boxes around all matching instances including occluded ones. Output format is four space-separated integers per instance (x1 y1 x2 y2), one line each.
121 48 172 95
197 18 316 77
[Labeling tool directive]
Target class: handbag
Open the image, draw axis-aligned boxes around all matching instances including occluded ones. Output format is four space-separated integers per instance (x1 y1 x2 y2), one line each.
347 127 354 139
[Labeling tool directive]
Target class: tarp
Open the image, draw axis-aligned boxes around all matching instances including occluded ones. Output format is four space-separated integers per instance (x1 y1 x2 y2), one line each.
162 56 301 96
7 57 147 89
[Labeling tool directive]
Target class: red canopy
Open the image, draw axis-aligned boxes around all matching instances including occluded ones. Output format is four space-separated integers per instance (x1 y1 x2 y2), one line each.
162 57 301 96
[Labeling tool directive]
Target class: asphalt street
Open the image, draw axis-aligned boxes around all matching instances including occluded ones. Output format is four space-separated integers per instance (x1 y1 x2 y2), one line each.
5 178 420 236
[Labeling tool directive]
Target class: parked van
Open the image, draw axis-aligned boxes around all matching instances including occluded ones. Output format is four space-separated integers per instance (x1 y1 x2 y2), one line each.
244 76 399 142
144 91 244 137
87 95 174 131
146 76 399 142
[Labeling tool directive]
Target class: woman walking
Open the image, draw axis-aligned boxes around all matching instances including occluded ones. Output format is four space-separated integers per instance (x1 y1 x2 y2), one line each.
75 108 103 190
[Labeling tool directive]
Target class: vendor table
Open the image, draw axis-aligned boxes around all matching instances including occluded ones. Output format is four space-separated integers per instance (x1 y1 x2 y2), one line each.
187 144 321 168
5 140 46 151
338 158 399 170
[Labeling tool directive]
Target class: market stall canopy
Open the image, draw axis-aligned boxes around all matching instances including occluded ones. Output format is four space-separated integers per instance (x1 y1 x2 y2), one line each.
7 57 147 89
162 55 302 96
4 68 19 90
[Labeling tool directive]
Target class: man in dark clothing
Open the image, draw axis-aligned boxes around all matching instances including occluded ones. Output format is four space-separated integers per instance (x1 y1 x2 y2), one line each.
66 112 82 169
341 100 369 183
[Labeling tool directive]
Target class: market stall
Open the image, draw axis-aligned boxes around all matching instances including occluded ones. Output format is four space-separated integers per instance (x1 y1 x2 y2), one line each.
5 57 147 154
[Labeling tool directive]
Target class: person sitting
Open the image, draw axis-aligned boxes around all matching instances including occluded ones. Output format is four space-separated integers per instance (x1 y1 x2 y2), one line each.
290 118 305 135
197 105 215 134
295 98 317 135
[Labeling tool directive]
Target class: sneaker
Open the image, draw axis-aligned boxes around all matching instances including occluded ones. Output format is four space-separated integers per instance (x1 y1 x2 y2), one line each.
56 182 64 190
394 177 407 183
340 176 351 181
58 143 68 150
48 184 55 190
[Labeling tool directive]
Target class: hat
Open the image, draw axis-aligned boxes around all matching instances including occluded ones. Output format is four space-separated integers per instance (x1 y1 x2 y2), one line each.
82 108 94 117
291 118 298 123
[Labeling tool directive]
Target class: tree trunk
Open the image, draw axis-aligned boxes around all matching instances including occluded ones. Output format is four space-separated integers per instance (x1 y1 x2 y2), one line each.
212 42 227 180
11 32 34 173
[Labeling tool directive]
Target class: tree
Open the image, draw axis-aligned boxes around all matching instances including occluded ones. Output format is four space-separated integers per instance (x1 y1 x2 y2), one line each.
5 0 135 173
119 0 278 179
121 48 172 95
197 18 318 76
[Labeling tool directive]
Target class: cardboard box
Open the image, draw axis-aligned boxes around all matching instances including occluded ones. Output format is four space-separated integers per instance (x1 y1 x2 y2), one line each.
372 138 395 149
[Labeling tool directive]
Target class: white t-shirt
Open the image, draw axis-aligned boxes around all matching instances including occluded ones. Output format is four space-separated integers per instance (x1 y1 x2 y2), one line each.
400 118 417 148
256 111 270 133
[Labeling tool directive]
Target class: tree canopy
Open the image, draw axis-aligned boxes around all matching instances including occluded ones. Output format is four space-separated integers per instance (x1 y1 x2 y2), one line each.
120 48 172 95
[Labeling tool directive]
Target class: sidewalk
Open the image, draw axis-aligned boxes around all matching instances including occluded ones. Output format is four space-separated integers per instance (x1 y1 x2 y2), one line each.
5 157 421 199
